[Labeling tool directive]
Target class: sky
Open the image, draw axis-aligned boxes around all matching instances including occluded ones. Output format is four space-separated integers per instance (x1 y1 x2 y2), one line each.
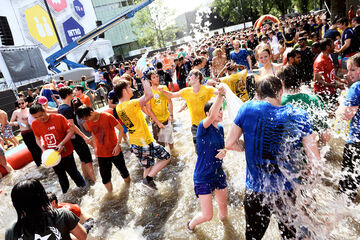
163 0 213 16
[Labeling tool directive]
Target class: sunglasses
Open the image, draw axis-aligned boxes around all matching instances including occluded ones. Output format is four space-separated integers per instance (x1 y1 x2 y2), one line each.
18 102 25 105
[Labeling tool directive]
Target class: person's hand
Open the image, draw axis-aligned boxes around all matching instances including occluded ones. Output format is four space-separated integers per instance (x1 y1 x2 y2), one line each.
217 85 226 96
84 137 92 145
135 67 144 78
168 115 173 122
158 86 164 92
215 148 227 159
56 143 64 153
112 144 121 156
249 68 253 73
157 122 165 129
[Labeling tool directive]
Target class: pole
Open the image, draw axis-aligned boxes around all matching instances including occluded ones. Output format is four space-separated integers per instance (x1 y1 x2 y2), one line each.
43 0 64 49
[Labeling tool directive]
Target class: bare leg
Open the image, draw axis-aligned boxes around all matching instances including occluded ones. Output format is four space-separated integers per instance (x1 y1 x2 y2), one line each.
169 143 174 151
0 155 13 173
104 182 113 192
82 162 96 182
189 194 213 229
9 137 19 146
214 188 228 221
143 166 152 178
147 158 170 178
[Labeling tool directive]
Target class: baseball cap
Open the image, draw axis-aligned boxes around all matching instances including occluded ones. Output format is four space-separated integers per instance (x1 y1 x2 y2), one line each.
37 96 48 105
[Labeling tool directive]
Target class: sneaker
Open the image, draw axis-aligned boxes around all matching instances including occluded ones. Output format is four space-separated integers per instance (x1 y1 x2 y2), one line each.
142 178 157 190
186 220 194 233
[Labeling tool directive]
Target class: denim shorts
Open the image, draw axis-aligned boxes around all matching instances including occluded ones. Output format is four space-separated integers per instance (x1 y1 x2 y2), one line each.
194 172 227 197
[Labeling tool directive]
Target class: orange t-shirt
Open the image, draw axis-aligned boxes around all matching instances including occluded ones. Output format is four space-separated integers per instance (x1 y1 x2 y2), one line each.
58 202 81 217
32 114 73 158
80 94 91 107
86 112 120 157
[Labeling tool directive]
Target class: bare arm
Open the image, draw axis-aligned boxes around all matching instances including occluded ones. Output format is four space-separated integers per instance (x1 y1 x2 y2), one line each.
302 133 322 174
336 104 358 120
56 127 74 153
35 135 45 152
167 98 173 121
9 111 19 127
159 88 181 98
203 87 224 129
112 123 124 156
145 103 164 128
138 78 153 107
336 39 351 54
246 55 252 71
70 223 87 240
68 119 89 141
225 123 245 152
108 99 117 109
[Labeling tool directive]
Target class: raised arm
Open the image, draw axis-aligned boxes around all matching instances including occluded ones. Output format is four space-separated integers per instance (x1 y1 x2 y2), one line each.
136 69 154 107
225 123 244 152
203 86 225 129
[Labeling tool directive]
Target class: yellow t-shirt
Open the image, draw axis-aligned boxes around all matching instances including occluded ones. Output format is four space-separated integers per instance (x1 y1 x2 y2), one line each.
180 85 215 126
220 69 249 102
150 86 170 123
116 99 154 146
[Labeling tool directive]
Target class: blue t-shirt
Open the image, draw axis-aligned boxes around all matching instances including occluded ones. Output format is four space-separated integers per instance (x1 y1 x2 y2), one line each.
234 101 313 193
194 120 225 184
344 81 360 143
42 89 55 102
230 49 250 70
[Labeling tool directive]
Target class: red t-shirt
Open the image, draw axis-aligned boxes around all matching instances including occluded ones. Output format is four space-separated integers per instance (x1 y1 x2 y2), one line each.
57 202 81 217
313 52 336 95
86 112 120 158
32 114 74 157
80 95 91 107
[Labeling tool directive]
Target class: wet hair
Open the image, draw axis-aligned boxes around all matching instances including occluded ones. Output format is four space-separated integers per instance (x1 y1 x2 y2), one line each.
11 179 54 234
189 69 204 84
193 57 203 67
74 85 84 92
348 53 360 68
320 38 332 51
114 80 130 99
312 42 320 48
204 101 214 113
58 86 73 99
287 49 301 60
298 37 307 42
47 193 58 204
276 65 300 90
256 75 283 99
81 75 86 81
121 74 133 83
29 104 45 114
156 62 163 69
147 70 158 80
76 105 94 119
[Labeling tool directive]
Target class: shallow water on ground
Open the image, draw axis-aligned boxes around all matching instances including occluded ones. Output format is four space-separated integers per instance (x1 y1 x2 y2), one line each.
1 98 360 240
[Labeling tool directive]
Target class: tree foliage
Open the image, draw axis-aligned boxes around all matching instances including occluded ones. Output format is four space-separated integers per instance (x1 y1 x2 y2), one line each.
132 0 178 48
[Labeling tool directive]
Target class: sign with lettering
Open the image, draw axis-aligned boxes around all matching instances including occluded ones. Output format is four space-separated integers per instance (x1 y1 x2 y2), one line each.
73 0 85 18
62 17 84 44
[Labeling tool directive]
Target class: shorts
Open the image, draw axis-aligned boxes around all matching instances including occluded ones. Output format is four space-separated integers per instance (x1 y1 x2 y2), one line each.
130 142 170 168
98 152 129 184
194 172 227 197
1 124 14 139
152 120 173 145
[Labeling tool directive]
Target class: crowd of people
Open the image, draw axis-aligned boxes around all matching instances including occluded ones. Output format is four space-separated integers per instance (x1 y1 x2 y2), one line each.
2 6 360 240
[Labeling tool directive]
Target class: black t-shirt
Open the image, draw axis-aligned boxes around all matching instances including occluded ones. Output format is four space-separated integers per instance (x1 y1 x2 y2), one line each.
58 104 78 127
297 47 314 83
247 39 258 50
353 26 360 52
6 208 79 240
157 70 172 88
341 27 357 57
108 90 118 104
26 95 34 104
176 64 187 81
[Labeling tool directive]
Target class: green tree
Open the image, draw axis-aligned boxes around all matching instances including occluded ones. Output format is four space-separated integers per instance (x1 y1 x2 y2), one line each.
132 0 178 48
294 0 310 13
